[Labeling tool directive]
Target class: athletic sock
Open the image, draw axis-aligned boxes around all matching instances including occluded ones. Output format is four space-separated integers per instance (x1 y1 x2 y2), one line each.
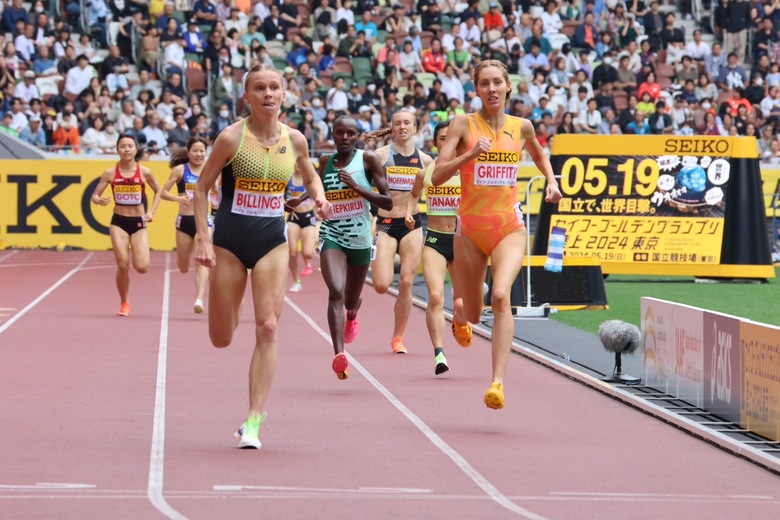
434 347 444 357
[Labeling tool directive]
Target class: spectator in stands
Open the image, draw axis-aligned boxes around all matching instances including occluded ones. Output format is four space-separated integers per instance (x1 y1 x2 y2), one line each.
164 71 185 102
685 29 711 64
163 33 186 76
19 114 45 148
53 109 80 152
705 41 727 80
155 2 178 31
743 73 765 106
725 0 750 63
753 17 775 61
596 32 616 60
422 38 446 74
698 110 720 135
81 115 110 153
626 110 650 134
574 12 598 51
648 100 673 134
724 87 753 116
325 76 348 114
2 0 28 34
32 44 55 74
421 1 442 33
15 23 34 64
142 112 167 146
0 111 19 137
676 55 699 84
523 41 550 73
192 0 217 31
14 70 39 104
261 4 287 41
336 0 355 34
74 34 98 64
184 19 206 56
354 9 378 42
592 52 618 90
167 109 190 148
637 70 662 101
117 99 135 132
717 52 747 91
577 98 602 133
660 12 684 48
103 45 130 94
614 53 637 94
694 74 717 103
87 0 110 48
64 54 94 100
597 108 617 134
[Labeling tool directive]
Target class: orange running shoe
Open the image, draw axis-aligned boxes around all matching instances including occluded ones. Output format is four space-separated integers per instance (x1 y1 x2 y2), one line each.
483 381 505 410
451 318 472 347
332 352 349 380
391 337 407 354
117 301 130 317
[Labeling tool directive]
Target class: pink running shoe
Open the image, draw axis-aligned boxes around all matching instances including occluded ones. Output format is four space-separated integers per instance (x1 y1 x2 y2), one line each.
301 264 313 277
332 352 349 380
344 315 358 344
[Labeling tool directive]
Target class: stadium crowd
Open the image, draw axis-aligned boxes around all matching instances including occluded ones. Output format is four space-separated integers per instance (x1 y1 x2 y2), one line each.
0 0 779 161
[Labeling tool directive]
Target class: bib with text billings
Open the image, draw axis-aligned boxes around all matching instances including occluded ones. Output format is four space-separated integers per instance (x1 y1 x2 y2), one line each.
231 177 286 217
114 184 143 205
326 188 366 221
473 151 519 187
425 185 461 215
385 166 418 191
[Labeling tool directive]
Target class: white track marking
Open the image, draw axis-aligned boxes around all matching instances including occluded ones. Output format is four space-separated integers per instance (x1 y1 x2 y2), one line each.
0 253 93 335
0 483 96 490
147 254 188 520
0 250 18 262
214 485 433 495
284 296 548 520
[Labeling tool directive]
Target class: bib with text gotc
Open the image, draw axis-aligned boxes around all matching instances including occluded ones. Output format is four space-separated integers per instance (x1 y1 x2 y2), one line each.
326 188 365 221
426 185 461 215
474 151 519 187
114 185 143 205
386 166 418 191
232 178 286 217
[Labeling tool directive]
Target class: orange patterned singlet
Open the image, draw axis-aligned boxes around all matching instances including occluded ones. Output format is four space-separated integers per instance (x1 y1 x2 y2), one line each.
457 113 526 255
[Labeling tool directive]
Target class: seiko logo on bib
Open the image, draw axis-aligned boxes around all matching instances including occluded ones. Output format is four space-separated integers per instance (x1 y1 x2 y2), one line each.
385 166 418 191
474 151 519 187
326 189 365 221
114 185 143 205
232 177 285 217
426 186 461 214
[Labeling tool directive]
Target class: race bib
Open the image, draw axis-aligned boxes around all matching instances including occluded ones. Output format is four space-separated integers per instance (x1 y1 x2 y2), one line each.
231 178 286 217
385 166 418 191
474 151 519 187
114 184 143 205
185 182 196 200
425 185 461 215
326 188 366 221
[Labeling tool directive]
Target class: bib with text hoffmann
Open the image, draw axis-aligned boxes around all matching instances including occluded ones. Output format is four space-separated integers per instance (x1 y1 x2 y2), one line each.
114 184 143 205
385 165 418 191
231 178 286 217
473 151 519 187
326 187 366 221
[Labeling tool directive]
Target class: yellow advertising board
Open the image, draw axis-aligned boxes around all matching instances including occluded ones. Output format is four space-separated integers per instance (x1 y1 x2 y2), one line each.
0 159 180 251
536 135 774 278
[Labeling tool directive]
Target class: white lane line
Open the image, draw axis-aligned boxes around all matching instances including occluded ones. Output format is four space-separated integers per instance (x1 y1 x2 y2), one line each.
0 483 96 490
552 491 774 500
213 485 433 494
0 253 93 335
0 250 18 263
147 254 187 520
284 296 548 520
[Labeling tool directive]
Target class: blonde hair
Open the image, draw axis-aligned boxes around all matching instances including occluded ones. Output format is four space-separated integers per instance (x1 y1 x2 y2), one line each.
243 63 284 91
364 108 418 142
472 60 514 102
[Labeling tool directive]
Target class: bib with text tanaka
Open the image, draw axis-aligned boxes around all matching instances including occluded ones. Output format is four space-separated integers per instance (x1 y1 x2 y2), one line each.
426 185 461 215
385 166 418 191
231 178 286 217
474 151 519 187
326 188 365 221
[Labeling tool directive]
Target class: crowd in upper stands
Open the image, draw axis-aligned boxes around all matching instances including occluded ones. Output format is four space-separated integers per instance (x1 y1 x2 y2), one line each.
0 0 779 162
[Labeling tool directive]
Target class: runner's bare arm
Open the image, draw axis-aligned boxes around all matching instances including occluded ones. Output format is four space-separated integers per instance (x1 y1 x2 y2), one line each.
521 119 561 203
193 124 240 241
342 150 392 210
91 168 114 205
159 165 187 204
407 163 426 219
432 114 488 185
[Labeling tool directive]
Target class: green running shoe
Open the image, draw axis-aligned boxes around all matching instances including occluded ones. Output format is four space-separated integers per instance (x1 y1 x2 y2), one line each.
235 412 267 449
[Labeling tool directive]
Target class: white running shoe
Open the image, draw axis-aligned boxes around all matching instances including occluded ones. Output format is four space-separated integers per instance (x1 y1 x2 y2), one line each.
193 299 204 314
234 412 267 449
289 280 302 292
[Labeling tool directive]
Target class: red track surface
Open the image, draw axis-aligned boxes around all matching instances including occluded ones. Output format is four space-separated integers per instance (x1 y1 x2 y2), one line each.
1 251 779 519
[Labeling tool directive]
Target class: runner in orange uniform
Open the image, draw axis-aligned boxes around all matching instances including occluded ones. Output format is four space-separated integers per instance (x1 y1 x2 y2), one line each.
433 60 561 410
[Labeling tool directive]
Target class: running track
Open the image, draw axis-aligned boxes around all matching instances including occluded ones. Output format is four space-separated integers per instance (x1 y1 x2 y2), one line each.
1 250 779 519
